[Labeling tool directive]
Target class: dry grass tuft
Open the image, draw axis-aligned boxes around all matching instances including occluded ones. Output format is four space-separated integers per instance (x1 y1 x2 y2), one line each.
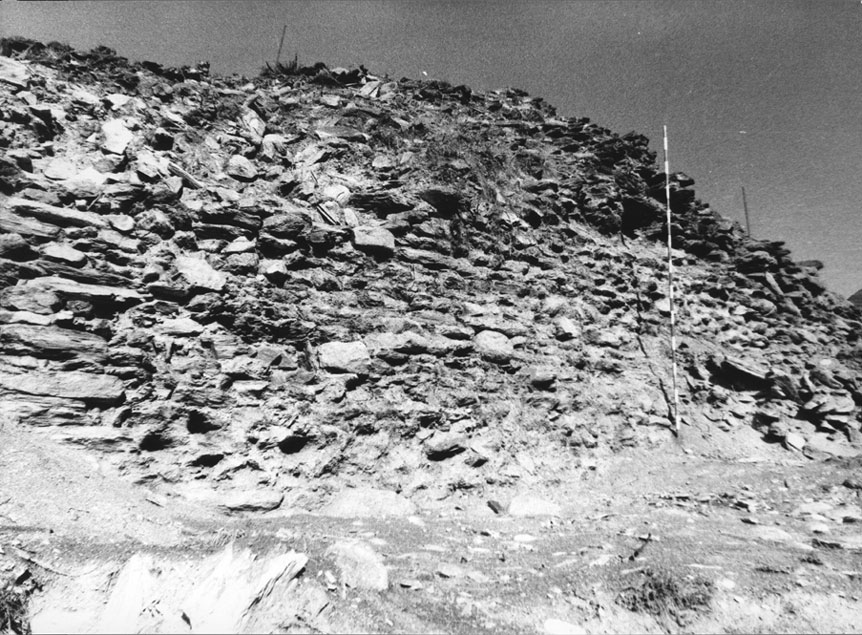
616 567 713 628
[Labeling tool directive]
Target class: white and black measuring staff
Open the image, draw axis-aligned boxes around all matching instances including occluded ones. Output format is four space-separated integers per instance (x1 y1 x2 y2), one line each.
663 125 681 435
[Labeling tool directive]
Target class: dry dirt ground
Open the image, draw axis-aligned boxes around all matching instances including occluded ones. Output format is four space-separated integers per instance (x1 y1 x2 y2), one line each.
2 418 861 634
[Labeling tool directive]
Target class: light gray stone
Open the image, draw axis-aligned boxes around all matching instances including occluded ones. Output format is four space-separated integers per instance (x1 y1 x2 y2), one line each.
4 196 109 229
0 324 107 361
543 618 587 635
42 244 88 267
226 155 258 181
352 226 395 256
0 370 125 406
102 119 133 154
175 255 227 292
424 431 467 460
322 487 416 518
326 540 389 591
23 276 143 305
508 493 562 517
474 329 514 364
554 316 580 341
43 157 77 181
0 56 30 89
217 490 284 513
318 340 370 373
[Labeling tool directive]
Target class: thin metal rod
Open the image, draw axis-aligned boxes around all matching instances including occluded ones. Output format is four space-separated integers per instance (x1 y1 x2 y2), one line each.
663 125 681 435
741 186 751 236
276 25 287 66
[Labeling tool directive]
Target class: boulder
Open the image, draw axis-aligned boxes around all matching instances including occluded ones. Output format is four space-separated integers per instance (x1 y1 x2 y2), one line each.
0 233 36 260
424 431 467 460
0 285 62 314
530 367 557 390
352 226 396 256
318 340 370 373
474 330 514 364
262 211 312 238
719 356 771 390
101 119 133 154
158 317 204 336
554 316 580 341
325 540 388 591
174 255 226 293
226 155 258 181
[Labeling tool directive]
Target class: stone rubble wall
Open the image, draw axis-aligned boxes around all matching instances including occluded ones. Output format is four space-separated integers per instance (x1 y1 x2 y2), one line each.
1 37 861 509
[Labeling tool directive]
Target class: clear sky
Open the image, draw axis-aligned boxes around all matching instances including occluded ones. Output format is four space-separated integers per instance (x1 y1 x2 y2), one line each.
3 0 861 295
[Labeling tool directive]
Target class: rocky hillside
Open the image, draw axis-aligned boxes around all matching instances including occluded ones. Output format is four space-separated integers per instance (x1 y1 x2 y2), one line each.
1 37 861 514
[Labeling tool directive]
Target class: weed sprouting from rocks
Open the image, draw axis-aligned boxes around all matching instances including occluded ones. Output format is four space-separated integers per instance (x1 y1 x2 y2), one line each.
616 567 713 628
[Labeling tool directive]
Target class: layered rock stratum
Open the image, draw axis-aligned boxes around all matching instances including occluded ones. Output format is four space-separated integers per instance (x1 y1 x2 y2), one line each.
2 38 862 634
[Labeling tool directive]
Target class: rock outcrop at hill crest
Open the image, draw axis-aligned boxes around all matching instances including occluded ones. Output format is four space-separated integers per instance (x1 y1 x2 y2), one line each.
1 38 861 511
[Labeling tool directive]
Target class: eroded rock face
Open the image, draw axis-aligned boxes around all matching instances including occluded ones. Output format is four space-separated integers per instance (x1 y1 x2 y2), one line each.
1 38 861 511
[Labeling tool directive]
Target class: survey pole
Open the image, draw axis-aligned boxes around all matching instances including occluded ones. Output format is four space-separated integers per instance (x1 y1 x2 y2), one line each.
663 126 681 436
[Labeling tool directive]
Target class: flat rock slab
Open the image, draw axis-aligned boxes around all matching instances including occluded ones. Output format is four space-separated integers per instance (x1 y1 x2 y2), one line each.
326 540 389 590
102 119 133 154
0 56 30 88
24 276 144 306
0 370 125 406
52 427 133 451
4 196 109 229
322 487 416 518
42 243 88 266
804 436 862 460
0 324 108 361
158 317 204 336
43 158 78 181
45 544 309 634
352 226 395 256
318 340 370 373
3 394 88 426
217 490 284 513
0 209 61 239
